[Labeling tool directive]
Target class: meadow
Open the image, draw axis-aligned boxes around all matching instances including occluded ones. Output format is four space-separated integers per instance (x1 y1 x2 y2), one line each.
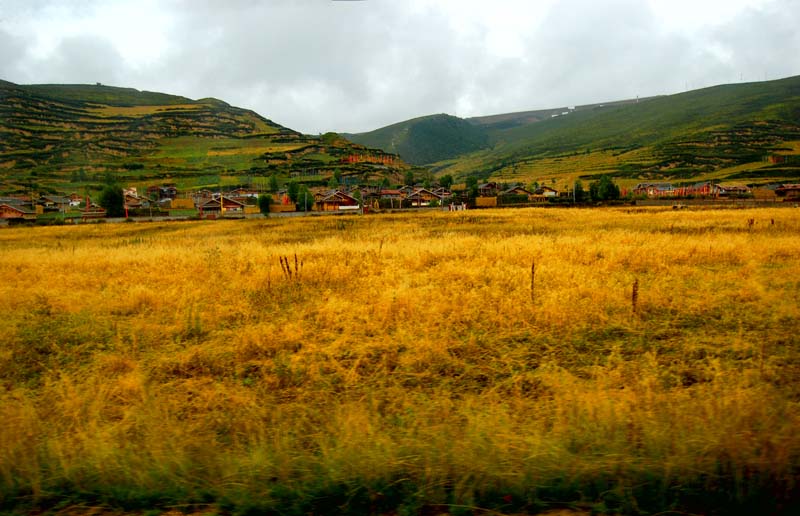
1 207 799 515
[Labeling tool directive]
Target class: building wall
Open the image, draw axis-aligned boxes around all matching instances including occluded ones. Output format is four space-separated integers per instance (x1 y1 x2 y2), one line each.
269 204 296 213
171 198 195 209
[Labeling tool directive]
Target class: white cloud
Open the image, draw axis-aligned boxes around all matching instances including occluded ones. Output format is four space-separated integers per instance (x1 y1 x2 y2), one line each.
0 0 797 133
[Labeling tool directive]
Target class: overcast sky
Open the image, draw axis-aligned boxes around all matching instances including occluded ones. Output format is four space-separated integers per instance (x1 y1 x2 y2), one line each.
1 0 798 134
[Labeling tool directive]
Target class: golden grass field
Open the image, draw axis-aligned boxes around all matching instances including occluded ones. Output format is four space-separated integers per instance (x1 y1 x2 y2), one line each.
1 207 799 515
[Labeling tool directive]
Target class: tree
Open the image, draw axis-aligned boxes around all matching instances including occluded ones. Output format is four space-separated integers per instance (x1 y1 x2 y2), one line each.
598 175 621 200
269 174 279 192
440 174 453 189
287 181 299 203
574 180 585 202
333 170 342 184
321 132 340 145
405 170 415 186
258 193 272 215
352 189 362 205
589 180 599 202
588 175 620 201
297 185 314 211
99 184 124 217
328 176 339 189
463 176 479 198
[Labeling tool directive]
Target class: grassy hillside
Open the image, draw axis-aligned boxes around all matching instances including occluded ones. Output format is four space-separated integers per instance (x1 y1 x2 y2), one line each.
434 76 800 189
0 81 408 196
1 208 798 515
344 113 490 165
467 97 650 137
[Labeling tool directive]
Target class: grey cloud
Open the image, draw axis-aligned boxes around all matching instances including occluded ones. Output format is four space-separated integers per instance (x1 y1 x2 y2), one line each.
35 34 123 85
2 0 798 134
713 3 800 83
0 28 25 80
154 0 799 132
147 1 479 132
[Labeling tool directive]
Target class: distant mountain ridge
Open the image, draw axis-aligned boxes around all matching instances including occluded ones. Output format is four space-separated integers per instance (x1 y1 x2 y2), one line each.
347 76 800 187
344 98 655 166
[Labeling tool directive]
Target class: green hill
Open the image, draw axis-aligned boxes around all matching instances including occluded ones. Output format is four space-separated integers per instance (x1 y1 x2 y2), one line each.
433 76 800 189
0 81 407 196
344 113 490 165
467 97 651 137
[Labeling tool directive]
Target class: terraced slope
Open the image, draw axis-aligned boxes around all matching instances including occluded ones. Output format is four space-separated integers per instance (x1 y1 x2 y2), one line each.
434 76 800 189
0 81 406 195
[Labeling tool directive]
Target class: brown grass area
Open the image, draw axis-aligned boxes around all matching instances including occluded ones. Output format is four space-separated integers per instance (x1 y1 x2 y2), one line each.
87 104 204 117
0 208 798 514
776 140 800 154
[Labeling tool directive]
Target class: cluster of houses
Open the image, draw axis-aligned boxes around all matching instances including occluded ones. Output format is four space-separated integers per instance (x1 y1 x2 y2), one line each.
3 179 798 223
120 182 559 216
0 193 100 222
629 182 752 197
184 185 457 214
629 181 800 200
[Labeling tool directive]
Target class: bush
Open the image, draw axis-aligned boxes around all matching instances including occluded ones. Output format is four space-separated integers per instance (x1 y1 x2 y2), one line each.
498 194 529 205
99 185 125 217
258 194 272 216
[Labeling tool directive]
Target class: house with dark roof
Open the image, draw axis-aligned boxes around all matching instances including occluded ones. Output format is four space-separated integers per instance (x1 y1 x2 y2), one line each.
406 188 442 207
198 196 246 214
40 195 71 212
376 189 399 200
0 204 36 220
501 186 535 198
533 186 558 197
432 187 453 199
478 182 500 196
714 184 751 196
775 184 800 199
147 185 178 200
316 190 359 211
633 182 674 197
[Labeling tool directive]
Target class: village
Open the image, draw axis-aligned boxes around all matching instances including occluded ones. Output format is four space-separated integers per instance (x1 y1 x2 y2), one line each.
1 178 798 224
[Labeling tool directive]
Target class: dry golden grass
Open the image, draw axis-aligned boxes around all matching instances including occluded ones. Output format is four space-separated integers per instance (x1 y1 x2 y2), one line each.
1 207 799 515
87 104 204 117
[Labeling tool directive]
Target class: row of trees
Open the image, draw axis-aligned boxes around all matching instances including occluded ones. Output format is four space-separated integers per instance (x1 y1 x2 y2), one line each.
574 175 621 202
258 181 315 215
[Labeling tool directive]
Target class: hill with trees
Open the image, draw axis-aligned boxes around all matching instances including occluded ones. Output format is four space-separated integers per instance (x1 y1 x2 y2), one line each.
344 113 490 165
